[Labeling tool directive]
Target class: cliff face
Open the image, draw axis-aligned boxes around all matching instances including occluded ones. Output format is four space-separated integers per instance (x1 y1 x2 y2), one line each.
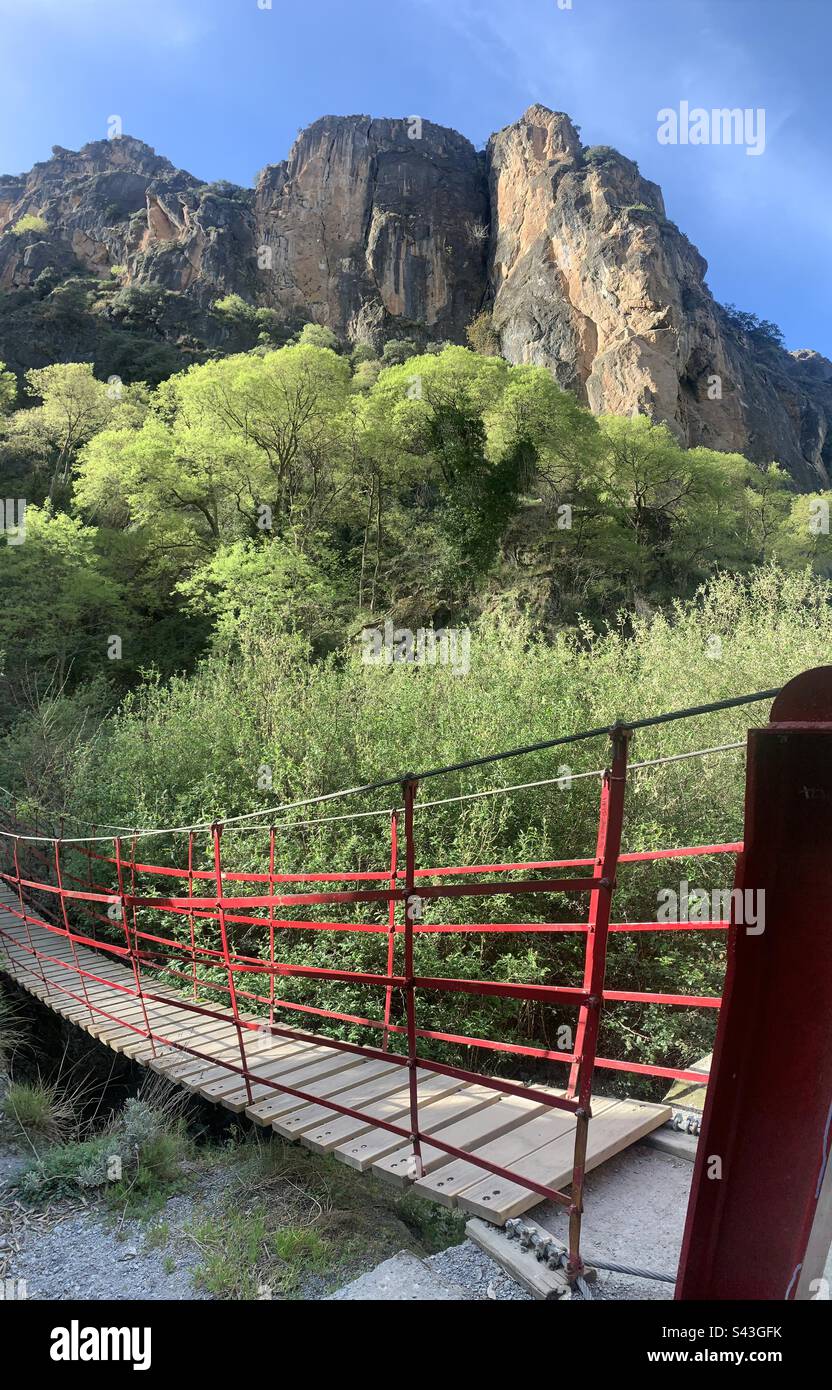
254 116 489 343
1 110 830 487
487 106 832 488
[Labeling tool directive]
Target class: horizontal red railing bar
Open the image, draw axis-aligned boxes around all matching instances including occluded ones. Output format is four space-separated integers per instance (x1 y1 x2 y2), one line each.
412 976 589 1006
123 875 603 913
618 842 742 863
590 1053 710 1084
72 840 742 883
143 903 393 933
609 920 728 933
409 1054 579 1115
603 989 721 1008
1 871 116 905
413 876 603 900
125 888 400 910
87 850 392 885
410 842 740 877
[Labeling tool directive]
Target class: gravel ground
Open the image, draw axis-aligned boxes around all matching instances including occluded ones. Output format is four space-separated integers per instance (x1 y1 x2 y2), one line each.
8 1201 210 1301
426 1239 532 1299
1 1181 216 1301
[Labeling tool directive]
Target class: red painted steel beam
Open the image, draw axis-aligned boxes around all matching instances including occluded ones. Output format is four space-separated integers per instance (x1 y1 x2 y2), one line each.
676 667 832 1301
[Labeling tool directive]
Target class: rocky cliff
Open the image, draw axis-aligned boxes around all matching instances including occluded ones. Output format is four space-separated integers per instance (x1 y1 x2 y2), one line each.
1 107 829 487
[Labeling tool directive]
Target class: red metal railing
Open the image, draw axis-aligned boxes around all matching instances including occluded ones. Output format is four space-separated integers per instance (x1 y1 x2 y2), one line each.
2 689 779 1277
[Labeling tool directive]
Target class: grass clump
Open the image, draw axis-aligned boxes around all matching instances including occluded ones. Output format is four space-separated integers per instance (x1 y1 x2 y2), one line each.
3 1077 78 1143
14 1076 193 1212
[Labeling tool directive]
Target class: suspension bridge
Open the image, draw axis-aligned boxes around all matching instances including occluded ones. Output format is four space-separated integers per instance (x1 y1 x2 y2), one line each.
1 668 830 1298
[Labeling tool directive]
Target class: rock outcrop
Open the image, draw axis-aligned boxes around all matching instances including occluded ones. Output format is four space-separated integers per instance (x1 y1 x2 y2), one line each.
1 109 829 487
487 106 831 487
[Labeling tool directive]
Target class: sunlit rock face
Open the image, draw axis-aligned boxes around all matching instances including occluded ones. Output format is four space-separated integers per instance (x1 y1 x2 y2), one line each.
486 106 830 487
0 113 829 486
253 115 489 344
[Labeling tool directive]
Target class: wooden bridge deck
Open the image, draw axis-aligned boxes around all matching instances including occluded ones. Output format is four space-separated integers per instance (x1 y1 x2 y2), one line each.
0 889 670 1223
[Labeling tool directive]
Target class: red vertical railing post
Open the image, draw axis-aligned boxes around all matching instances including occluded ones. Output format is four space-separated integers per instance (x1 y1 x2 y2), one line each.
267 826 277 1029
11 837 49 991
187 831 197 1000
54 835 92 1013
382 809 399 1052
114 836 156 1057
566 727 630 1277
128 834 139 964
212 823 252 1103
401 778 422 1177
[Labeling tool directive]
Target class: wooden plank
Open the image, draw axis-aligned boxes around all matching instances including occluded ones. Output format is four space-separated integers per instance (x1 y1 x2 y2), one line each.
245 1057 401 1126
170 1034 314 1087
328 1082 498 1168
410 1099 617 1208
128 1015 232 1063
143 1021 234 1072
195 1042 356 1109
182 1039 322 1095
272 1063 434 1140
459 1098 672 1223
215 1045 397 1112
149 1038 244 1083
372 1092 549 1189
202 1044 374 1110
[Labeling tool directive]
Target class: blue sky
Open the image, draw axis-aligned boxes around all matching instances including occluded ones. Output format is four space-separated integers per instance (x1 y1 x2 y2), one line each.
1 0 830 354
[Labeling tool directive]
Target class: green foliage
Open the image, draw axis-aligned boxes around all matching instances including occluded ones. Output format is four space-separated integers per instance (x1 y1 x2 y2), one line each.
3 1080 61 1137
720 302 785 348
466 309 501 356
296 322 340 351
198 180 251 205
16 1137 113 1199
177 539 342 649
15 1091 192 1209
213 293 257 323
11 213 48 235
583 145 620 167
0 360 16 413
350 343 378 366
0 506 135 700
381 337 419 365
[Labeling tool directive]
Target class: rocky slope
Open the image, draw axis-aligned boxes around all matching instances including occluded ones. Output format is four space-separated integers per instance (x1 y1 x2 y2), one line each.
1 108 829 487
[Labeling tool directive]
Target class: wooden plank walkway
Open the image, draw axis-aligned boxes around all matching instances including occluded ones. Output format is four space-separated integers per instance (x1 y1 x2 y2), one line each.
0 889 670 1223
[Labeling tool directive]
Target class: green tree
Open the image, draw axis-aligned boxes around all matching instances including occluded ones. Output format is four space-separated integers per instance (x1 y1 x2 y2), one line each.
0 362 16 414
11 364 122 499
0 507 132 702
177 539 341 649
